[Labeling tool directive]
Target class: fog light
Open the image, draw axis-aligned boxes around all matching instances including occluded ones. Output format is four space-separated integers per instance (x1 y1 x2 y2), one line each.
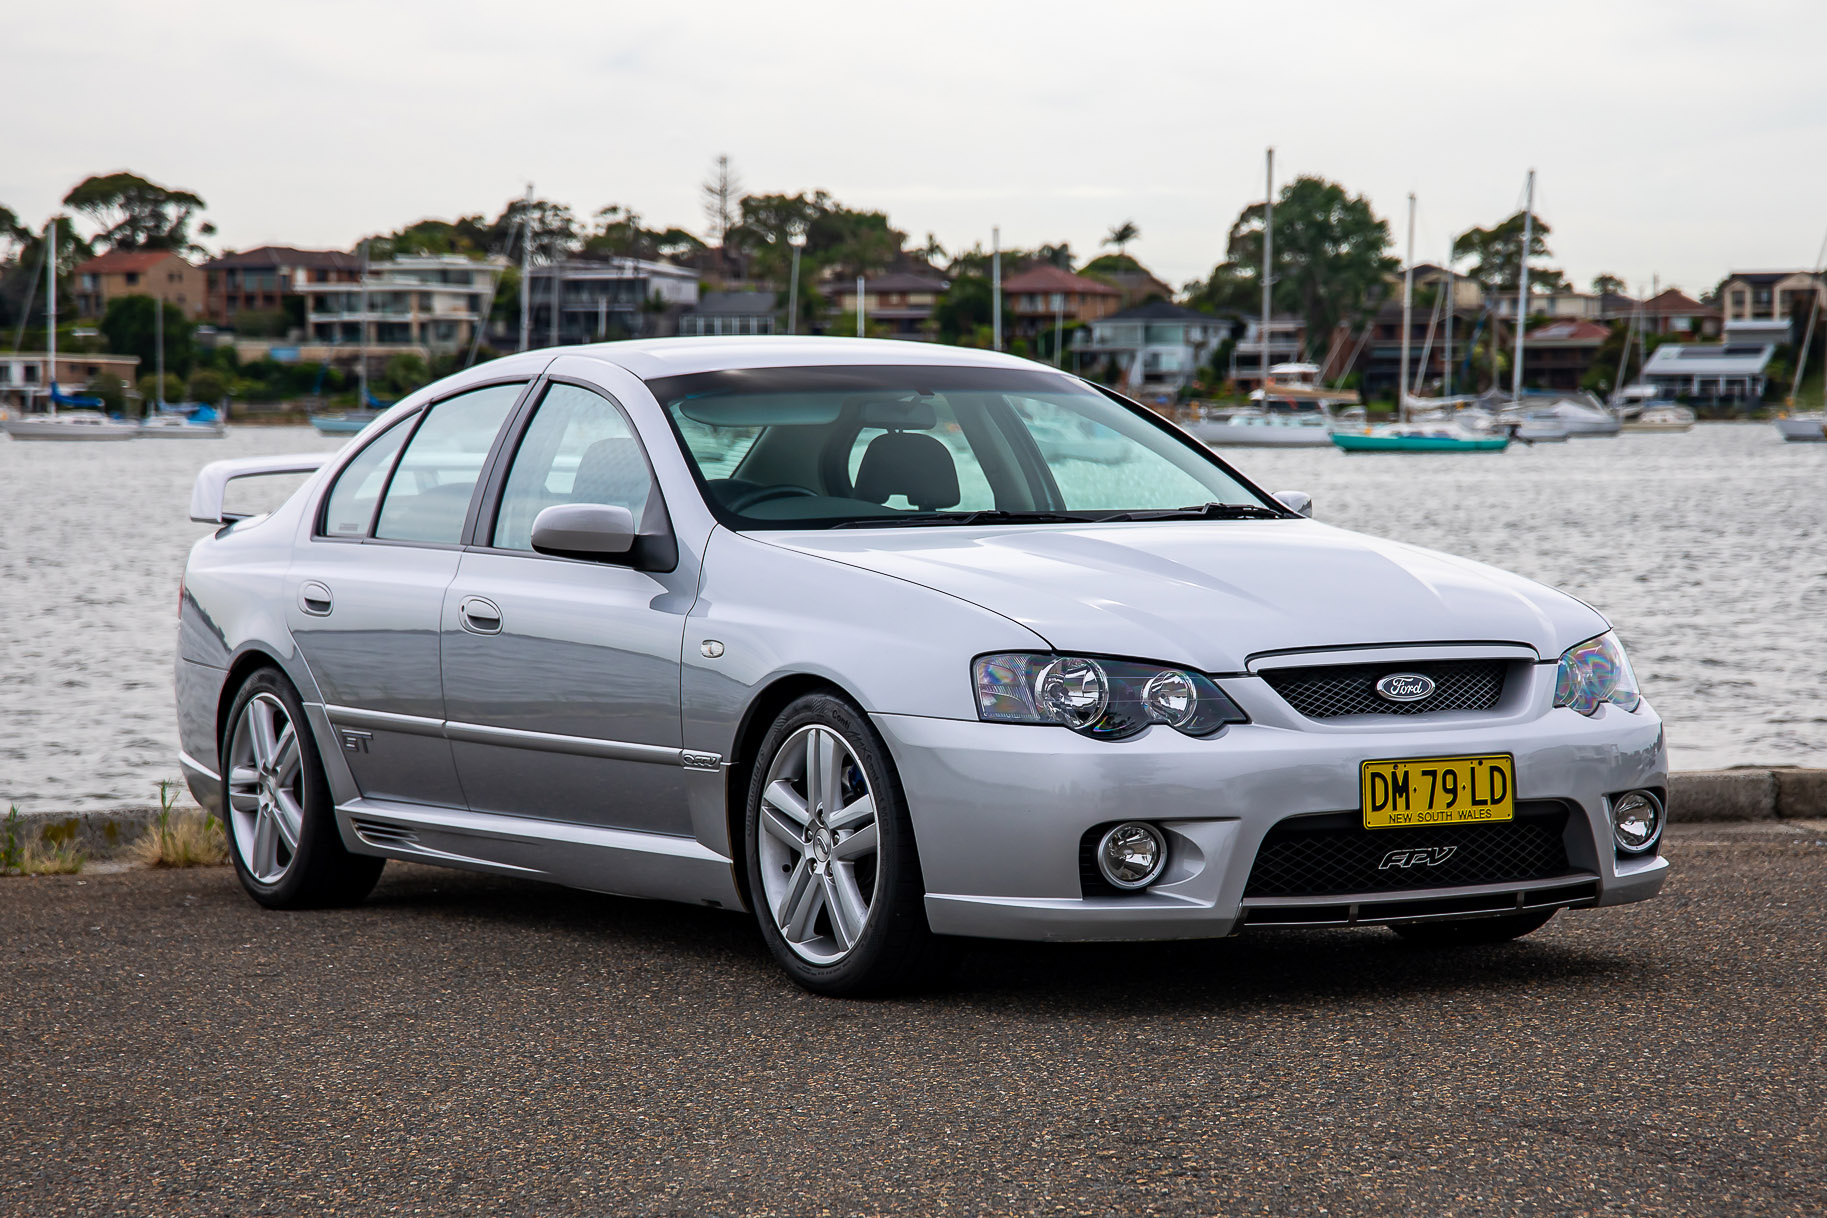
1097 822 1167 890
1612 790 1664 854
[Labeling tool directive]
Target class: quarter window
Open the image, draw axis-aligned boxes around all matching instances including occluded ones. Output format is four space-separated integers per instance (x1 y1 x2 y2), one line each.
492 383 654 551
320 417 411 537
373 383 523 544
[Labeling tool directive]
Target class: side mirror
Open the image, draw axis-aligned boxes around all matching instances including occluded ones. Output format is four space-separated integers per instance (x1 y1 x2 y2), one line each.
531 503 637 558
1273 490 1313 518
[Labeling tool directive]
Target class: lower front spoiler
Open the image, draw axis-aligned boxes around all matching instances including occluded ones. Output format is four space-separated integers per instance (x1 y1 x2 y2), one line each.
926 857 1667 943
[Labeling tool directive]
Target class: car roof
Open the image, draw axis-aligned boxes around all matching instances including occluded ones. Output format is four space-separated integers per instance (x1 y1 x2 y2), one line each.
559 335 1049 381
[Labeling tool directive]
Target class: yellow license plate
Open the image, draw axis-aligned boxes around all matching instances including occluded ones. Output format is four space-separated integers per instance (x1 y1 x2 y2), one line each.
1360 753 1515 829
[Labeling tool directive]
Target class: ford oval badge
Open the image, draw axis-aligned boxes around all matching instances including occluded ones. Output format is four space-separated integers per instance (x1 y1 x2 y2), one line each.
1375 673 1435 703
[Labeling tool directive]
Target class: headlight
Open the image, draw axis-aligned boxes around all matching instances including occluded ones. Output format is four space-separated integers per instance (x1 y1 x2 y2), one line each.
974 653 1247 740
1553 631 1642 716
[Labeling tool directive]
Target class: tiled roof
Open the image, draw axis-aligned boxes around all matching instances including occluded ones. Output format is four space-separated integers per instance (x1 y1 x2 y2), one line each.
1000 264 1120 295
73 249 188 274
1641 288 1718 317
1725 270 1817 286
203 246 359 271
1105 300 1215 322
1526 320 1611 344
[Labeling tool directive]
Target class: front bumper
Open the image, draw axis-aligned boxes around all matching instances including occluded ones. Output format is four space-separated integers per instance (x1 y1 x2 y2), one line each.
874 680 1668 942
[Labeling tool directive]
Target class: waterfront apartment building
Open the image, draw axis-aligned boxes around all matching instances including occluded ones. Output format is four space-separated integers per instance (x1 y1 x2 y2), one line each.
1228 315 1307 391
1076 300 1229 395
1716 270 1820 328
202 247 361 327
1640 318 1777 405
297 254 507 357
72 250 205 320
522 258 699 345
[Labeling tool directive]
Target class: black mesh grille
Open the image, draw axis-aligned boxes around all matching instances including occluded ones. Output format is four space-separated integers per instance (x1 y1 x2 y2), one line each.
1260 659 1507 718
1243 804 1572 898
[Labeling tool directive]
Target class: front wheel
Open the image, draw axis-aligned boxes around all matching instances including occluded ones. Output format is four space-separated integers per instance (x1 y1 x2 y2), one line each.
1391 909 1556 946
743 693 950 996
222 667 384 909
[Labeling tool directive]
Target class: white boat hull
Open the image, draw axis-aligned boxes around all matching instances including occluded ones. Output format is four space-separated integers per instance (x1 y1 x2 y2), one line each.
3 416 140 441
139 420 227 438
1775 416 1826 442
1197 423 1335 447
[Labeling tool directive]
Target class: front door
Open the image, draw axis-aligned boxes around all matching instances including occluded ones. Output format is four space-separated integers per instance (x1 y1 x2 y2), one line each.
440 380 694 835
285 380 523 808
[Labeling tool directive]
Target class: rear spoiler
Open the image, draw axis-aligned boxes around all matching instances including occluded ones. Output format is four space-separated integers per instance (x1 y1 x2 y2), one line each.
190 452 332 524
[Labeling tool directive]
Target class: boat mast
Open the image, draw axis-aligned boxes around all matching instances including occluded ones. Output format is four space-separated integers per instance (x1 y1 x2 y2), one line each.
155 287 164 409
45 217 56 412
358 238 370 409
991 226 1001 352
518 182 533 352
1400 192 1415 420
1261 148 1274 397
1512 169 1534 399
1443 237 1454 397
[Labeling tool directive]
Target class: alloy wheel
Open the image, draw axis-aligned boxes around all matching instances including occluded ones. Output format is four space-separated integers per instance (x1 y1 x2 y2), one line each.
226 692 305 885
756 724 881 964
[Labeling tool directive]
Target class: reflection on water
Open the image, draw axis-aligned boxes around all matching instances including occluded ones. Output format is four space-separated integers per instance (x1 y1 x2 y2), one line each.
0 423 1820 811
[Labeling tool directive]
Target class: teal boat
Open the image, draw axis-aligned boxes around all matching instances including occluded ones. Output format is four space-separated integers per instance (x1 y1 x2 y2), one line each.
1331 426 1509 453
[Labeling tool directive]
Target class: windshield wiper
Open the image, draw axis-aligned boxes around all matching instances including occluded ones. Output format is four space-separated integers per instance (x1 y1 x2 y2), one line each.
829 509 1089 529
1096 502 1288 523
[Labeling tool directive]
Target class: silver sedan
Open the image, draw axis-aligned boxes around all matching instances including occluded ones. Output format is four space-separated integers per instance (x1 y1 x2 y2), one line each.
176 338 1667 994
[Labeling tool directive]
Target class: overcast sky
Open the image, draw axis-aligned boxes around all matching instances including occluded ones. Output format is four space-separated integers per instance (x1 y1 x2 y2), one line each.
8 0 1826 296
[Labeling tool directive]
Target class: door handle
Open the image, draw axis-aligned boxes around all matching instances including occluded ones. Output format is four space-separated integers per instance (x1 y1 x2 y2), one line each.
299 581 333 616
458 596 503 635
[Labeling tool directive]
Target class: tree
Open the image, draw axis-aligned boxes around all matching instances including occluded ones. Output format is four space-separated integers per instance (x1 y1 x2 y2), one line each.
1454 211 1566 295
381 353 429 396
363 216 491 260
1220 176 1397 356
700 155 742 250
86 372 127 414
918 232 947 266
932 274 995 346
1104 220 1140 254
137 372 183 405
487 196 580 265
186 368 226 405
0 204 29 258
1591 273 1627 297
100 296 196 378
585 205 708 263
63 172 212 254
729 191 905 289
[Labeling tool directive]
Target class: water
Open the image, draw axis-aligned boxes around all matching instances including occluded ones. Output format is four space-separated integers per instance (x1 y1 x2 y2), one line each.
0 423 1821 812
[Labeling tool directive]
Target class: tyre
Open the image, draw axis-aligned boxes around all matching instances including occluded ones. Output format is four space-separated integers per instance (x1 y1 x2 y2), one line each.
1391 908 1556 946
221 667 384 909
743 692 951 996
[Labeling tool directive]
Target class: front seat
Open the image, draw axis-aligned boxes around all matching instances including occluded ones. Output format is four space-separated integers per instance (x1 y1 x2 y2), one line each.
853 431 960 511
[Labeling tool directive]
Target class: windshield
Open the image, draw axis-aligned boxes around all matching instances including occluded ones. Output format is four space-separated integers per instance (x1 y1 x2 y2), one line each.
649 364 1281 529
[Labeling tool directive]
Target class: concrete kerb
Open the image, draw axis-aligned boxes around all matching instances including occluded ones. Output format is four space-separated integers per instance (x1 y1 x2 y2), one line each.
6 769 1822 863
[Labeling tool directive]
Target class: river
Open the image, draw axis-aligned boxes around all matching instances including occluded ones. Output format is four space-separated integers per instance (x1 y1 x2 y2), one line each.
0 422 1821 811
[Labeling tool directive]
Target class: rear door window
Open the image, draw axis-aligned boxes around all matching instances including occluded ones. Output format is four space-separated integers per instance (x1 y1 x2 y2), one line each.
373 383 523 544
319 418 410 538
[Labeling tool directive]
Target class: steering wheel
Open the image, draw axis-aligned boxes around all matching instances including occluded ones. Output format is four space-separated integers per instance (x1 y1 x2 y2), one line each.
724 484 819 512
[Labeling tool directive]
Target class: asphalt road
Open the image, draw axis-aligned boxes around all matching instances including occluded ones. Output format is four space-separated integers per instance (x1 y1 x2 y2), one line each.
4 823 1824 1218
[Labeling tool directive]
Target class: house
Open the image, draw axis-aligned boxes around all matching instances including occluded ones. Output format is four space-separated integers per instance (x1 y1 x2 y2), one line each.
1229 315 1306 390
1640 319 1776 406
823 272 949 339
1522 319 1611 391
679 291 781 337
202 247 361 328
1633 288 1721 338
1490 287 1607 321
521 258 699 345
1076 300 1229 395
1351 298 1485 399
72 250 205 320
1717 270 1820 327
1093 267 1176 308
1000 265 1122 341
296 254 507 360
0 351 141 411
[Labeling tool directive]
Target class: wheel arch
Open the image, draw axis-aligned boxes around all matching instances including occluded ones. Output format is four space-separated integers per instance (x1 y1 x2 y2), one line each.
722 672 860 914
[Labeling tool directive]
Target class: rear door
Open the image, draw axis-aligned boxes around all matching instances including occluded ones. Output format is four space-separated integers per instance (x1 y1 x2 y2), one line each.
285 380 525 807
439 378 694 835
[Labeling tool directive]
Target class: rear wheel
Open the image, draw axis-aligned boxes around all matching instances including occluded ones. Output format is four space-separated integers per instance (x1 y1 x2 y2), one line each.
1391 909 1556 946
744 693 950 996
222 668 383 909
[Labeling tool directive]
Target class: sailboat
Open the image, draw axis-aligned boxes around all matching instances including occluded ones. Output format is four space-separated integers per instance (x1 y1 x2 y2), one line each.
3 218 140 441
1330 189 1509 453
1774 275 1827 441
138 289 225 437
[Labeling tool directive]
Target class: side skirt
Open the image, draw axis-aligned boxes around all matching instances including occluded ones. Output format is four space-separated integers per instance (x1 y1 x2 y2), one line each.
335 797 745 910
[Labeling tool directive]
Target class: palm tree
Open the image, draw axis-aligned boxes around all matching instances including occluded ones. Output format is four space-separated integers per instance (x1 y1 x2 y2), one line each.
1103 220 1139 255
919 232 947 266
